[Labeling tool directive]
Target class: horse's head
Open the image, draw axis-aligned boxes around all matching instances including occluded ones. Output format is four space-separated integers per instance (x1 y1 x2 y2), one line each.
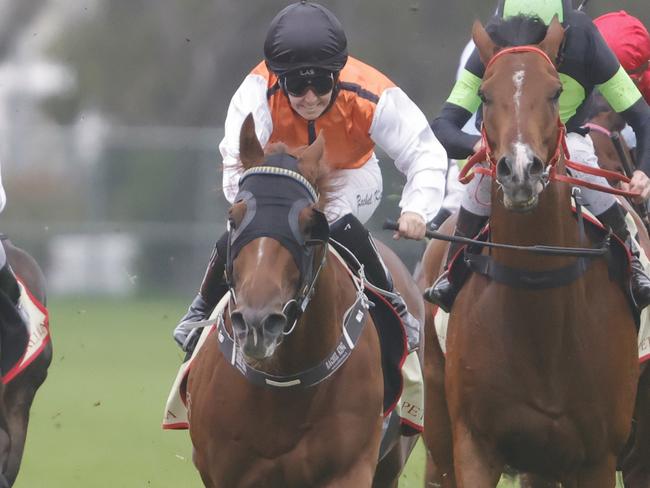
226 114 330 360
473 16 565 212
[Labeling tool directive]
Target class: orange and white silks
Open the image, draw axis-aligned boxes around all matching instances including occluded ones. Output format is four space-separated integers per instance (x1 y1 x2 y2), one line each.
220 56 448 224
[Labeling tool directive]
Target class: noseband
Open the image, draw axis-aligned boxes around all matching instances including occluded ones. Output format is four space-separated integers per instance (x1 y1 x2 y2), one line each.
458 45 640 199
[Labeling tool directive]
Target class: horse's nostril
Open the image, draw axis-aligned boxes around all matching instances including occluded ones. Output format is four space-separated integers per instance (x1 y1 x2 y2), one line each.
529 157 544 177
263 313 288 334
496 156 512 178
230 311 246 331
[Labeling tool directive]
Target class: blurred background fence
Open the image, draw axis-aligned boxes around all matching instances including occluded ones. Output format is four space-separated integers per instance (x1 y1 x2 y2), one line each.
0 0 647 298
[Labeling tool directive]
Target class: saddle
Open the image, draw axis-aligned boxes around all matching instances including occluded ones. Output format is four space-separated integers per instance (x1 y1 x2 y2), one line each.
328 241 419 432
0 277 50 383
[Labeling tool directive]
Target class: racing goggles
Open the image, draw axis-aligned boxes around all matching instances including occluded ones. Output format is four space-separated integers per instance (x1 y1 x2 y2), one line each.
282 71 335 97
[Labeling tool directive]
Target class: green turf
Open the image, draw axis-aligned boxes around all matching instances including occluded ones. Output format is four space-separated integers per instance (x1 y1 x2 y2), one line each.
15 297 201 488
13 297 624 487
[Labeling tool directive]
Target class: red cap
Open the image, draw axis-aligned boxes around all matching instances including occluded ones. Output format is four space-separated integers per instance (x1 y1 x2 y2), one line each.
594 11 650 73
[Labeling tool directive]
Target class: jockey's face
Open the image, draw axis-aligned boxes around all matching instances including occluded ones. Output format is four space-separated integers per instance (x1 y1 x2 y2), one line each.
287 88 333 120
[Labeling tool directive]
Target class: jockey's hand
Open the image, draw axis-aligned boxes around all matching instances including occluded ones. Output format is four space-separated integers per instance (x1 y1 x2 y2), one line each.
393 212 426 240
620 170 650 203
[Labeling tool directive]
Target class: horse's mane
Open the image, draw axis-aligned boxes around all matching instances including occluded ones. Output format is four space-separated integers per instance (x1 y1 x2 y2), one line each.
264 142 336 211
486 14 548 48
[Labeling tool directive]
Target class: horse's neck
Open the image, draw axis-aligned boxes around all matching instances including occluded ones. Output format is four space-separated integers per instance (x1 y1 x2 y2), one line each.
273 253 349 373
490 182 580 268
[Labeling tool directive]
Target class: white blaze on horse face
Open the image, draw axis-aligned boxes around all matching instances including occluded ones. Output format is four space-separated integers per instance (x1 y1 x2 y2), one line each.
512 69 533 180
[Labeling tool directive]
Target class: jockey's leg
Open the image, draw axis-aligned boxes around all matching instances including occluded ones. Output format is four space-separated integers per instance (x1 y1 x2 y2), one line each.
330 213 421 351
173 232 229 352
424 172 491 312
597 203 650 309
567 132 650 309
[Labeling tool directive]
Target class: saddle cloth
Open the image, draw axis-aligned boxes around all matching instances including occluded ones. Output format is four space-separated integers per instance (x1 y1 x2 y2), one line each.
162 249 424 434
2 278 50 384
435 211 650 363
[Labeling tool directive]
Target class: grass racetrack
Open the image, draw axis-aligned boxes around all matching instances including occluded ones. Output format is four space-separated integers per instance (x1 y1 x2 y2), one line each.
13 297 624 487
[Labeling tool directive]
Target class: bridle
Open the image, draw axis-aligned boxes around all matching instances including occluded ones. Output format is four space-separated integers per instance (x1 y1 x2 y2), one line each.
458 45 641 199
225 163 330 337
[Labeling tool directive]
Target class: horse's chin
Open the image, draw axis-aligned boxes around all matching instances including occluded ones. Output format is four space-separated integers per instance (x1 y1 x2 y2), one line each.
500 179 545 213
236 331 281 361
502 194 539 213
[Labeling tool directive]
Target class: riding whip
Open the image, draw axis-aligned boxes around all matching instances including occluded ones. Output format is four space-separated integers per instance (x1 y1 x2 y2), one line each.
610 131 650 234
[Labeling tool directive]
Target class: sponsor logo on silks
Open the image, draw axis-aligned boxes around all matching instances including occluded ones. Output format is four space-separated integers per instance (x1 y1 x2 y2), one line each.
299 68 316 77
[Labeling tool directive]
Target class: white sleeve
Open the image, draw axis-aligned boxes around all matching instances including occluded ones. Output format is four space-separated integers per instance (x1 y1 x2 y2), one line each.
219 74 273 203
621 124 637 150
369 87 448 222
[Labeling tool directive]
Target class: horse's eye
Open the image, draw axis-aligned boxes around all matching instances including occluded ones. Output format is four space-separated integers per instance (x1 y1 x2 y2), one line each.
551 88 563 102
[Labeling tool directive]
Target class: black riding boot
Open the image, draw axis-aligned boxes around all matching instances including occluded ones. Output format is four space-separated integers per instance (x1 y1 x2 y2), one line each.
173 232 230 353
330 214 421 351
0 264 20 305
597 203 650 310
423 207 488 313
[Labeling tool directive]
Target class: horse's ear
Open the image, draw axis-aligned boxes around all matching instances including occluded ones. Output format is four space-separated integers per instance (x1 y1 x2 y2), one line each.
298 132 326 185
239 113 265 169
539 16 565 64
472 20 498 66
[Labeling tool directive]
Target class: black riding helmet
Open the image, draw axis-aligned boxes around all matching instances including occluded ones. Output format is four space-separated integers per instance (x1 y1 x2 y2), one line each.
264 1 348 77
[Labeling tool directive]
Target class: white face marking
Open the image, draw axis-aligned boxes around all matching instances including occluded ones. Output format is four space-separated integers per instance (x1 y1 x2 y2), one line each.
511 69 531 179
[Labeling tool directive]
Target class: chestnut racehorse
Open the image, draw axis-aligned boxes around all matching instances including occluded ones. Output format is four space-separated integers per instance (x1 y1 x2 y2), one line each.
0 238 51 487
419 17 638 487
187 115 422 488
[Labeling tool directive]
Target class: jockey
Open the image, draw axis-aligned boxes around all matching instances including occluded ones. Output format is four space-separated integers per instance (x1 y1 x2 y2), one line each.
173 1 448 352
594 11 650 105
594 11 650 150
426 0 650 313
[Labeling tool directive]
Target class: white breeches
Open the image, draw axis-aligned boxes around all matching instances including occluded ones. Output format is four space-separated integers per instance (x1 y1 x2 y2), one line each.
461 132 618 217
324 158 382 224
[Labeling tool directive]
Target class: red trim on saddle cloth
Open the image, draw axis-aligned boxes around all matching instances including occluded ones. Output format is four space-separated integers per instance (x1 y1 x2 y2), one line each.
162 326 217 430
365 287 423 435
363 288 408 419
2 277 51 385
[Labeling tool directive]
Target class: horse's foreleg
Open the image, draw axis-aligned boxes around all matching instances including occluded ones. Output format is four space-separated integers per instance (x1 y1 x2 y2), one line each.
452 422 502 488
620 363 650 488
1 350 51 485
574 455 617 488
423 314 455 487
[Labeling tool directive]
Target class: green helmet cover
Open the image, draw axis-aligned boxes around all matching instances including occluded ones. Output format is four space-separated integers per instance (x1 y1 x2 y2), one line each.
502 0 564 24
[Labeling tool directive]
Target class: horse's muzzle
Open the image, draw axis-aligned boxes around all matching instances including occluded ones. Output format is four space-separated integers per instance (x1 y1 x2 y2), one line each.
496 154 546 212
230 309 288 359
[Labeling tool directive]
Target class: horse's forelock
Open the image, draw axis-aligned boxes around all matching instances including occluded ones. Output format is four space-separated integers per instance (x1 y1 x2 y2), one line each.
261 142 334 210
264 142 291 157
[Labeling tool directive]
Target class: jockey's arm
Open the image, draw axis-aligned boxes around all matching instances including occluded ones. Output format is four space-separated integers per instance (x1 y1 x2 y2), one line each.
591 22 650 198
370 87 448 232
430 51 483 159
431 101 482 160
219 73 273 204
